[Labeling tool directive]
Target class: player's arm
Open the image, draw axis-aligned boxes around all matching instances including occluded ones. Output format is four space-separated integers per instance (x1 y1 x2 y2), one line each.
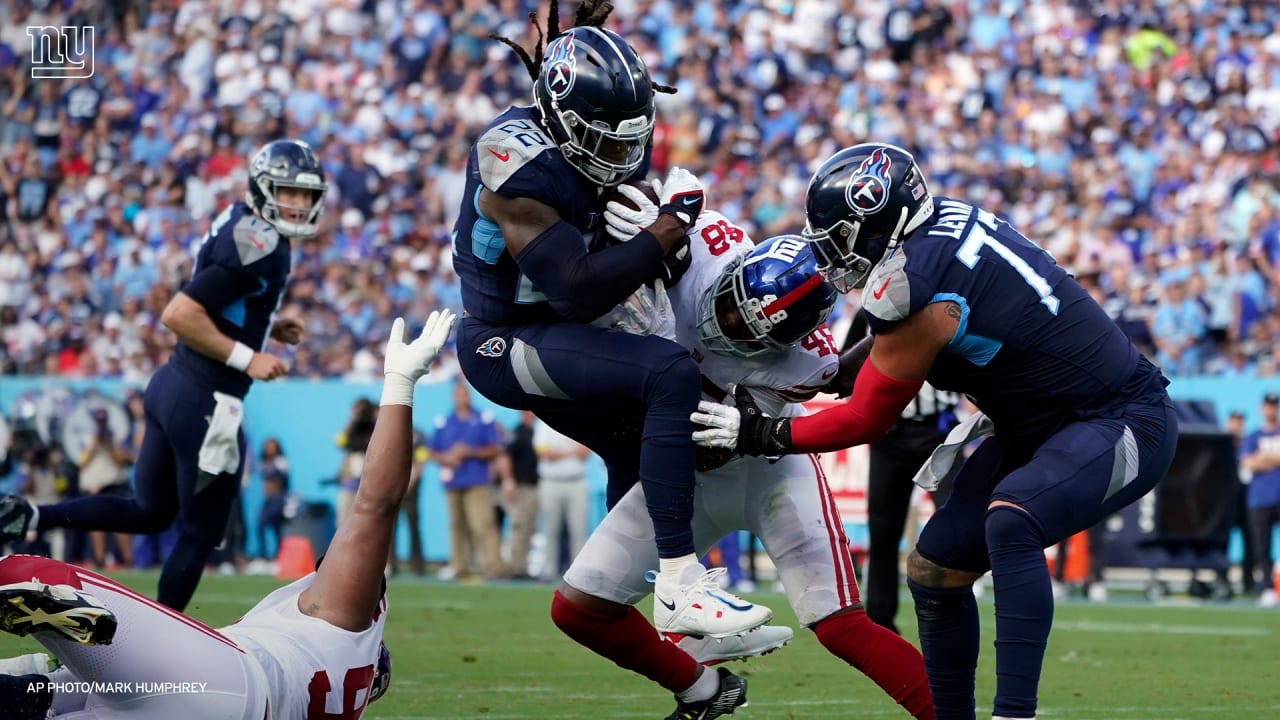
479 169 703 322
160 292 287 380
822 334 874 398
298 310 456 632
695 301 960 455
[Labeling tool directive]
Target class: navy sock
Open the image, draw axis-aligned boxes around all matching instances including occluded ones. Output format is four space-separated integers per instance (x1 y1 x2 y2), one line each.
38 496 173 534
986 506 1052 719
157 533 220 610
639 353 700 558
0 673 52 719
908 578 979 720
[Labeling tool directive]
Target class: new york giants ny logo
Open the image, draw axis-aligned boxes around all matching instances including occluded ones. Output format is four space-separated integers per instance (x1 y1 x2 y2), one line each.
27 26 94 79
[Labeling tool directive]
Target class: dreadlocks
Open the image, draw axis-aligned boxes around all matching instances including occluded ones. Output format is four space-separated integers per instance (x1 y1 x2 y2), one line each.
487 0 677 94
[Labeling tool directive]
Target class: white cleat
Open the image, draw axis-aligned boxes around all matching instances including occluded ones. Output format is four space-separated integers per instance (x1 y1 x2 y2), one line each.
650 564 772 639
666 624 794 665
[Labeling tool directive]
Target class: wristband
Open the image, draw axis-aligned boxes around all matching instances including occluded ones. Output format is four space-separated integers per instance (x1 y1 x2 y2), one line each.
380 373 417 407
225 342 253 373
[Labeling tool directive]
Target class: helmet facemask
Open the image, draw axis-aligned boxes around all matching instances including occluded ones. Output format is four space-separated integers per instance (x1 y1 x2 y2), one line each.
803 218 877 293
541 94 652 187
253 173 327 238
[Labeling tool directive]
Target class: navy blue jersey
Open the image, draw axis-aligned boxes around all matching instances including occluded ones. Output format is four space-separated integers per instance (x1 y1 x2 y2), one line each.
862 198 1163 443
171 202 291 398
452 105 614 325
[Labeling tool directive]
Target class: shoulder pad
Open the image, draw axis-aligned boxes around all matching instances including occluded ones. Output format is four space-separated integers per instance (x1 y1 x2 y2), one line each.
476 118 557 194
861 245 913 324
231 212 281 266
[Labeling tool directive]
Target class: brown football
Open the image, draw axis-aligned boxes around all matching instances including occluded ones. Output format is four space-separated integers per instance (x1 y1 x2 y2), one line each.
608 179 659 211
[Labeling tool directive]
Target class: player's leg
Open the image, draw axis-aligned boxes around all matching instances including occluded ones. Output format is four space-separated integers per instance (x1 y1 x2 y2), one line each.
908 436 1015 720
157 384 247 610
557 480 748 718
735 455 933 719
983 398 1177 719
0 555 267 720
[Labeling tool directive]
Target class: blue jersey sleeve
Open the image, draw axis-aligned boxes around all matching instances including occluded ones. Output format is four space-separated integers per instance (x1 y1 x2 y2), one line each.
861 244 937 334
183 205 285 313
474 116 576 208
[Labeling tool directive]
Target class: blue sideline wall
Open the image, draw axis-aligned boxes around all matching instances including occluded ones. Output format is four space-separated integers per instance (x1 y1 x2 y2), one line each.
2 376 1276 563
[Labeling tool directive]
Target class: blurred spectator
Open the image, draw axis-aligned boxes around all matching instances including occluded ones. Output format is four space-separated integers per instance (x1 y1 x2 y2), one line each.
429 381 504 581
1240 392 1280 607
389 428 429 577
334 397 378 525
533 418 589 581
77 408 134 569
256 436 290 565
502 410 540 579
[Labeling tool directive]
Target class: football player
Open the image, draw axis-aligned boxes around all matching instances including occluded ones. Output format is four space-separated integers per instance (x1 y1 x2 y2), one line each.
0 139 326 612
563 182 936 719
692 143 1178 720
453 0 771 677
0 310 455 720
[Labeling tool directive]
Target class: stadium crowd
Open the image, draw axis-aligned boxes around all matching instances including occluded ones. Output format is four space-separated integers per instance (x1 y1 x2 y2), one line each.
0 0 1279 382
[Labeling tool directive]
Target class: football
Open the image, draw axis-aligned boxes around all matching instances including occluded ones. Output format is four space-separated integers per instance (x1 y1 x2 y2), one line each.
607 179 659 211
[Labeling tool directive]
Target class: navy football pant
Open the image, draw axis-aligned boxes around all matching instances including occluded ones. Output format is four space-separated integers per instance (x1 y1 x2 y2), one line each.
36 365 245 611
911 393 1178 719
459 318 699 558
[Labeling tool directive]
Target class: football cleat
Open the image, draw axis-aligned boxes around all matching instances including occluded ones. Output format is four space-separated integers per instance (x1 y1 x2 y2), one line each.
666 624 794 666
651 565 772 639
0 495 37 542
665 667 748 720
0 581 118 645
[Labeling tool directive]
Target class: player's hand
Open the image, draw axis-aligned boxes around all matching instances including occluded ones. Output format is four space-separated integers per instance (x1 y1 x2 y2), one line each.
619 279 677 341
692 386 792 456
384 310 457 385
247 352 289 381
658 167 705 228
604 180 661 243
270 317 305 345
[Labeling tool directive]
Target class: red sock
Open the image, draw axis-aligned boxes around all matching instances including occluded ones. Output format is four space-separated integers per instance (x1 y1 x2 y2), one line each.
551 590 700 693
814 607 935 720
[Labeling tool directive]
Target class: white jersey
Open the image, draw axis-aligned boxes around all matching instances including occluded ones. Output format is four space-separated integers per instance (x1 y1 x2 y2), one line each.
667 211 840 418
220 573 389 720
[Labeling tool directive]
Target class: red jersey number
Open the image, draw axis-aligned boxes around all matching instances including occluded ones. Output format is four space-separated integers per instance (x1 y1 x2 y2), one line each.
800 327 838 357
700 220 746 256
307 665 376 720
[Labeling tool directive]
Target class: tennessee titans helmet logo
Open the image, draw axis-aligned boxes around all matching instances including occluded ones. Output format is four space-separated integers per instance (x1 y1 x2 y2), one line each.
543 34 577 99
476 337 507 358
844 148 893 215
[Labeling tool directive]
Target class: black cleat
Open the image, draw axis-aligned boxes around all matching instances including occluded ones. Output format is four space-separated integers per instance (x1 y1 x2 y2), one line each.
665 667 748 720
0 581 118 645
0 495 36 542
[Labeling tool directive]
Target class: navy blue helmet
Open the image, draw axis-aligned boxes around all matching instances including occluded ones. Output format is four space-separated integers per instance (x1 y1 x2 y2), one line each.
802 143 935 292
534 26 654 188
246 139 328 238
370 641 392 703
697 235 837 358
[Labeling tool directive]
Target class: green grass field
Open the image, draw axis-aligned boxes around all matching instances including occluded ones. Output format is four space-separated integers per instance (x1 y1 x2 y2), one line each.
3 572 1278 719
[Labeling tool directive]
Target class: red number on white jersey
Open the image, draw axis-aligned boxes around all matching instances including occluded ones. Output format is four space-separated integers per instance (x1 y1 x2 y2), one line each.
700 220 746 256
307 665 376 720
800 326 838 357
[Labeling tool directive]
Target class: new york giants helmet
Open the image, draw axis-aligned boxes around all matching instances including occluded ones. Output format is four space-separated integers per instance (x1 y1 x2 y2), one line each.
802 143 935 293
697 235 837 358
246 139 328 238
534 27 655 188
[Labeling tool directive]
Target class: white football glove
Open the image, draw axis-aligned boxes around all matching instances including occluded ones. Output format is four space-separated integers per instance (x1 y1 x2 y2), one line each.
381 310 457 406
616 279 677 341
658 166 706 228
690 399 741 449
604 179 662 243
